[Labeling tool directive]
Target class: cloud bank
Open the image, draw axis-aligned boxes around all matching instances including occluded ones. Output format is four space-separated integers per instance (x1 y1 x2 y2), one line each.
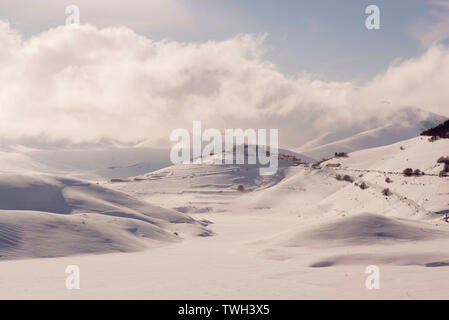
0 21 448 148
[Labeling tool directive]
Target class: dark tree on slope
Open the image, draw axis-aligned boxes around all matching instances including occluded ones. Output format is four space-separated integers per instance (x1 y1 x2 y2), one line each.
421 120 449 139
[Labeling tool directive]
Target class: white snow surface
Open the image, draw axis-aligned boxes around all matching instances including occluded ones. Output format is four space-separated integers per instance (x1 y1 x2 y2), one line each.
1 136 449 299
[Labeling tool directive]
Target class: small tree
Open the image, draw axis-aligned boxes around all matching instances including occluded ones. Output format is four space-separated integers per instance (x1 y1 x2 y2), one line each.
359 182 368 190
237 185 245 192
382 188 392 196
413 169 422 176
385 177 392 183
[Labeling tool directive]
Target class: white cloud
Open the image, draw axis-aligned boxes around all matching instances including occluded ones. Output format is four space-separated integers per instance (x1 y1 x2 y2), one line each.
0 21 448 148
358 46 449 117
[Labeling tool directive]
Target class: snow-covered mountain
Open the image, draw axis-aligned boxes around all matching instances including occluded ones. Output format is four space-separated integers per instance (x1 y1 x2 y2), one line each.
0 146 173 180
295 107 448 159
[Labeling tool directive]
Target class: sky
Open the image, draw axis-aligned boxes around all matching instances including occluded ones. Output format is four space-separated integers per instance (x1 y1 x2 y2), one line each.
2 0 447 80
0 0 448 148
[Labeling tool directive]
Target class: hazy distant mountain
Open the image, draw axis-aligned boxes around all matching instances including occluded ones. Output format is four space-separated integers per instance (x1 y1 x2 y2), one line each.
295 107 447 159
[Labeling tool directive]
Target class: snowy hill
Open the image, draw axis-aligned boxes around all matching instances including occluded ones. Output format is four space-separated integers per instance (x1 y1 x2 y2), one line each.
246 136 449 220
108 159 299 214
0 173 211 260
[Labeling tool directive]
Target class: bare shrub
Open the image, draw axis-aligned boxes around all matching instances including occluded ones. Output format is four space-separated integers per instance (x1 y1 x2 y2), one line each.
382 188 392 196
414 169 422 176
403 168 414 177
110 178 131 183
237 185 245 192
440 163 449 177
343 175 354 182
334 152 348 158
437 156 449 164
359 182 368 190
385 177 392 183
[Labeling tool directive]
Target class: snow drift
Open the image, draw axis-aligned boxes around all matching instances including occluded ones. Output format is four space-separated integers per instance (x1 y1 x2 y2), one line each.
0 173 211 260
285 213 449 247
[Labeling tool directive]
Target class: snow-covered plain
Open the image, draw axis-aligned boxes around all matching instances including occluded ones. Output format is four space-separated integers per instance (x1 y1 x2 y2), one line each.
0 135 449 299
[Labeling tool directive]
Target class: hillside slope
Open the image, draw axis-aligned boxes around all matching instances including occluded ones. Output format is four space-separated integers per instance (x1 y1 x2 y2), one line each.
248 136 449 220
